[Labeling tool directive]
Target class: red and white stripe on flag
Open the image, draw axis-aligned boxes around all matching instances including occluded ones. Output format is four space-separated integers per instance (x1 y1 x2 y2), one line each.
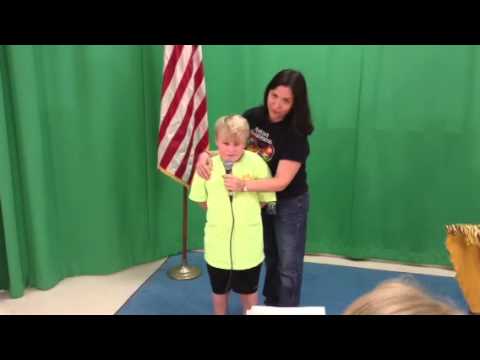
157 45 209 187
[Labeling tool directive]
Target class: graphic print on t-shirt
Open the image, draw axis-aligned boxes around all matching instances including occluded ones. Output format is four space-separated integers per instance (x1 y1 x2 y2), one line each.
247 126 275 162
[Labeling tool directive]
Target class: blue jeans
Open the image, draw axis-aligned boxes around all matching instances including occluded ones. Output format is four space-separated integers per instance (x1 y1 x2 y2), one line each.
262 192 309 307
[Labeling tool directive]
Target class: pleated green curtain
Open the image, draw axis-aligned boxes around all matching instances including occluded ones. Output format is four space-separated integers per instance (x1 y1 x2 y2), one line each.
0 45 185 297
225 45 480 266
199 45 480 265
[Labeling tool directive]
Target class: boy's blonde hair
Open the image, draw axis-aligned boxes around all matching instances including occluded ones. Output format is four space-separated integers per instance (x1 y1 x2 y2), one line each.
215 115 250 143
344 277 464 315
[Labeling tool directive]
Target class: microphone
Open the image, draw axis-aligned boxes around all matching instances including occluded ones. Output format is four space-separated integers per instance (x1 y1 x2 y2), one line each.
223 160 234 200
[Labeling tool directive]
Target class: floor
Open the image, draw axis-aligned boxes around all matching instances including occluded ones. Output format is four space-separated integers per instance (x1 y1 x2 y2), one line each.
0 252 454 315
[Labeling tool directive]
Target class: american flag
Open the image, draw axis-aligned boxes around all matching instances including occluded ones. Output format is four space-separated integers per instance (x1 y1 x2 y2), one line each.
157 45 209 187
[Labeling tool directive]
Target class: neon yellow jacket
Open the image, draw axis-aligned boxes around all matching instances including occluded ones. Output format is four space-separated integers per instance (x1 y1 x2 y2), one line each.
189 151 276 270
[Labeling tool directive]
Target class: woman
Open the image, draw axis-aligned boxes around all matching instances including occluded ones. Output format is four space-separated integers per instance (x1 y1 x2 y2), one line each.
196 69 314 307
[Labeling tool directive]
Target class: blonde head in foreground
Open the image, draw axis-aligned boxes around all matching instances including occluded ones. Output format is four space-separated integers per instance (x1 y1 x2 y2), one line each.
343 277 464 315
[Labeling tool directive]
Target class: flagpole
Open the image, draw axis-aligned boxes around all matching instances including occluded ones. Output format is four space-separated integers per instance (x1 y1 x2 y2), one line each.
160 45 206 281
167 186 201 280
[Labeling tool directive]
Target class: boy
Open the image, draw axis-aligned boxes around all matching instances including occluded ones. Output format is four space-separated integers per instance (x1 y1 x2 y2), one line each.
189 115 276 315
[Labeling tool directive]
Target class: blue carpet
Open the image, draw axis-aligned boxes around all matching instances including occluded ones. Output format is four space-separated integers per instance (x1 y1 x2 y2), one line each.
116 252 469 315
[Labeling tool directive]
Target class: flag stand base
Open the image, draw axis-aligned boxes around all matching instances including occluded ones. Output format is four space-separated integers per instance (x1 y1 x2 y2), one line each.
168 264 201 280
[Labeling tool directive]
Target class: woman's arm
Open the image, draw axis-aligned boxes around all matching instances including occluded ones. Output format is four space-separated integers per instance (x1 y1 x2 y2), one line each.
195 150 217 180
224 159 302 193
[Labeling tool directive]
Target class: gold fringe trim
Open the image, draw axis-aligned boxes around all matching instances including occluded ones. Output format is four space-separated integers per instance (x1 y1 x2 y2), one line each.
158 167 190 189
445 224 480 247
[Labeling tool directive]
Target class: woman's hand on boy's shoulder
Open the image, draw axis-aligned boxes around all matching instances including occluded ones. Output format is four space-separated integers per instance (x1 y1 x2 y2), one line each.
196 151 213 180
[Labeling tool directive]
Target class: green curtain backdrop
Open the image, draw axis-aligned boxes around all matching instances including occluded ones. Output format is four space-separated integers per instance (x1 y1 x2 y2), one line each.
1 45 480 298
0 45 184 297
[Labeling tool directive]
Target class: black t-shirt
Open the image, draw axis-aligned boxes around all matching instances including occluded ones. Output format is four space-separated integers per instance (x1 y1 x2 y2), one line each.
242 106 310 200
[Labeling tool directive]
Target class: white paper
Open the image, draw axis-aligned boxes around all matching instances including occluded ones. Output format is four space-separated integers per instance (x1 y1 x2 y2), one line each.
246 305 326 315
